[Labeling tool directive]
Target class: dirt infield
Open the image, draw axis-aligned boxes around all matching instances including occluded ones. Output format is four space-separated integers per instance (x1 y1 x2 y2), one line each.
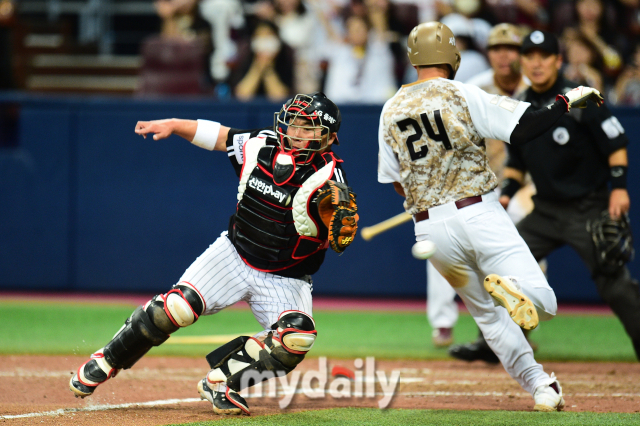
2 355 639 425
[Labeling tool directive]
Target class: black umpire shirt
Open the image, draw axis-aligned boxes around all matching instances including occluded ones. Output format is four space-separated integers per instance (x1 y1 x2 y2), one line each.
508 77 628 201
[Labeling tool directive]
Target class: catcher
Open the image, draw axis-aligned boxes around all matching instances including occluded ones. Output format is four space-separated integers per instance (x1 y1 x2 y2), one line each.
69 92 358 415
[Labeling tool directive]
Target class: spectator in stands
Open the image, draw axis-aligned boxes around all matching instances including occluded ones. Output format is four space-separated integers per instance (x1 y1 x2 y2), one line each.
252 0 323 94
439 13 490 82
363 0 418 85
562 29 604 93
614 41 640 105
562 0 626 80
154 0 200 40
483 0 549 30
229 20 293 101
320 13 397 103
198 0 245 85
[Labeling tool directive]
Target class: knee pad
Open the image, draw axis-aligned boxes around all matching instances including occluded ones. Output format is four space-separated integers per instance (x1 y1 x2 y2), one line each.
102 283 205 370
203 311 316 392
145 282 206 333
271 310 317 354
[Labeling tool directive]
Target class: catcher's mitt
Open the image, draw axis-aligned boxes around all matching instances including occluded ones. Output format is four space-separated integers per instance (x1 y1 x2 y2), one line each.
587 211 634 275
316 180 359 253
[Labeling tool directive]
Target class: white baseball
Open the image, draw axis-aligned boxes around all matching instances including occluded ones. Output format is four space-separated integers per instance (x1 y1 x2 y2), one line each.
411 240 437 260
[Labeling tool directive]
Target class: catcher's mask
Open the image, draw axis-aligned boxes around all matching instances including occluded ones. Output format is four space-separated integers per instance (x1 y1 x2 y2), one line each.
274 92 341 165
587 211 635 275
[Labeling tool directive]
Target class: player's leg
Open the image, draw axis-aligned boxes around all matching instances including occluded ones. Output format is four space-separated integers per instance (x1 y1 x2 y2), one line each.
70 232 250 398
422 194 563 409
427 260 458 347
467 200 558 323
197 270 315 415
562 200 640 359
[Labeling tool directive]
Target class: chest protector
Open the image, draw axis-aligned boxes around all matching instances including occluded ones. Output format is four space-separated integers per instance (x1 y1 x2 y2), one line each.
232 137 335 273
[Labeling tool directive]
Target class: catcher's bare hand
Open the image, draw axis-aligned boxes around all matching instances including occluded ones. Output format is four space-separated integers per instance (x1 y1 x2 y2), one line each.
135 119 175 140
609 188 630 220
559 86 604 110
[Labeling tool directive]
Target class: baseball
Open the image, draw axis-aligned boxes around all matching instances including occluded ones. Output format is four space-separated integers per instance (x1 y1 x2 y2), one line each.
411 240 437 260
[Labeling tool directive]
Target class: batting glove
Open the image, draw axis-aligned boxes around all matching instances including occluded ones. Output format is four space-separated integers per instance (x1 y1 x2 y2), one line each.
556 86 604 111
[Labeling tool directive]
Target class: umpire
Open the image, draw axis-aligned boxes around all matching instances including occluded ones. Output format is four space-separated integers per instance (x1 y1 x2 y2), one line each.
453 30 640 361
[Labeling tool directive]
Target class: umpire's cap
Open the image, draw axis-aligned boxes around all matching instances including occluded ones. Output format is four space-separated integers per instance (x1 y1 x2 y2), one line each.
521 30 560 55
487 23 522 49
407 22 461 79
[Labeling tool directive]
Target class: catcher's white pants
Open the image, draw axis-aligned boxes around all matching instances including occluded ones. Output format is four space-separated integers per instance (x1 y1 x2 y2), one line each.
426 188 537 329
416 191 557 394
176 231 313 331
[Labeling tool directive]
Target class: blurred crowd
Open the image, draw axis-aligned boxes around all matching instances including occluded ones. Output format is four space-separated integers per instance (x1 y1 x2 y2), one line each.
149 0 640 105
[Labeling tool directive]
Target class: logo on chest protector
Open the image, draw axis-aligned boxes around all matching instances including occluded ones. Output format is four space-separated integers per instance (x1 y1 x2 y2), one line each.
248 175 290 204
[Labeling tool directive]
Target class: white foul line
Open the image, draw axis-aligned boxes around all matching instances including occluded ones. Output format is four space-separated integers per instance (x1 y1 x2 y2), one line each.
3 389 639 419
0 398 202 419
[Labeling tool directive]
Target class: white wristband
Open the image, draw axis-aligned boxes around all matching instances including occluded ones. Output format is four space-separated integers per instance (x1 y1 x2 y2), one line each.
191 119 221 151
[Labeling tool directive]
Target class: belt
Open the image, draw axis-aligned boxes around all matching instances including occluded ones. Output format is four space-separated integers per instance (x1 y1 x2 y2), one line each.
414 195 483 223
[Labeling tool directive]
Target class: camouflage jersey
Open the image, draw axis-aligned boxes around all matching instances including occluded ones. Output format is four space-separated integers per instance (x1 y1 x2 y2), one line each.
377 77 530 214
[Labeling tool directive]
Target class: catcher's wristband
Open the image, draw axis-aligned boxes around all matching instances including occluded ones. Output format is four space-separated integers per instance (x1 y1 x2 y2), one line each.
610 165 628 189
500 178 522 199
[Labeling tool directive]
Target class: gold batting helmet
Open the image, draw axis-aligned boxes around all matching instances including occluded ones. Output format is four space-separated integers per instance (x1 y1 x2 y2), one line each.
487 23 522 49
407 22 461 79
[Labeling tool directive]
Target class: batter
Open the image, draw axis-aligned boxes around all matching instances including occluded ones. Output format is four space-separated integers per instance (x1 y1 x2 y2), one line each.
378 21 603 411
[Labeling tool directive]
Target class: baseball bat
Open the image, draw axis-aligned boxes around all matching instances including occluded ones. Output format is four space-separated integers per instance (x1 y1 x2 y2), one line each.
360 212 413 241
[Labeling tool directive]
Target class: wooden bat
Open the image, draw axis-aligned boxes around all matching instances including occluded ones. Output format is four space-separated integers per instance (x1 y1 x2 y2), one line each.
360 212 412 241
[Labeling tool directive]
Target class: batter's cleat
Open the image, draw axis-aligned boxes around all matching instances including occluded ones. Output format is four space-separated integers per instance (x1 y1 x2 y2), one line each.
533 373 565 412
484 274 539 330
197 379 250 416
448 336 499 364
69 351 118 398
432 328 453 348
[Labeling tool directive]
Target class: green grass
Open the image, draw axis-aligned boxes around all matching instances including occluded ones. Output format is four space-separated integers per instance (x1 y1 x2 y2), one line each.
169 408 640 426
0 300 635 361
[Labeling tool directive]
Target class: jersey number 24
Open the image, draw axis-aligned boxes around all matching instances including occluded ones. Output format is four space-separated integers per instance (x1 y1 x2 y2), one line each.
396 110 451 161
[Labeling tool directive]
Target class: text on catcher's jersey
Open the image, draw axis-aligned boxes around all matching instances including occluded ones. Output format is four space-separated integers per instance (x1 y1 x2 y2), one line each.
378 77 529 213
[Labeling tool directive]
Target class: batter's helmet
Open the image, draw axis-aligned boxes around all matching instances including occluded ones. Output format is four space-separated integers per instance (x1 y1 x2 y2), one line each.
274 92 341 164
587 211 635 275
487 23 523 49
407 22 461 79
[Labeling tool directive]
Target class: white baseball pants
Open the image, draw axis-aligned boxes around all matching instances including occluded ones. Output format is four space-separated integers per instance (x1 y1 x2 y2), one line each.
176 231 313 331
416 191 557 394
425 188 542 330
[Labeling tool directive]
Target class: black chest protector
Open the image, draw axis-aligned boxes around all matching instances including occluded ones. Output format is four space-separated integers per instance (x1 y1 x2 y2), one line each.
231 145 331 275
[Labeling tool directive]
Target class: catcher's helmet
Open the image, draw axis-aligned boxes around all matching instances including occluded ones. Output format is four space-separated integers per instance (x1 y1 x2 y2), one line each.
407 22 461 79
587 211 635 275
274 92 341 164
487 23 523 49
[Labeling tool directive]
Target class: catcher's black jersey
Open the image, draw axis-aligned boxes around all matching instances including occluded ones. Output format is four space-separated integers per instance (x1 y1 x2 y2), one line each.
508 77 628 201
225 126 348 278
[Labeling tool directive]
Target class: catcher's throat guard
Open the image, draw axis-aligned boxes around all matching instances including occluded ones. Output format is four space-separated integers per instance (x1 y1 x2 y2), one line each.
587 211 635 275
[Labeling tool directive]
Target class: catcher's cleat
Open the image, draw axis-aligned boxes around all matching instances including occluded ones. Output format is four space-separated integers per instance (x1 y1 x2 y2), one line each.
69 351 118 398
197 379 250 416
484 274 539 330
448 336 500 364
432 327 453 348
533 373 565 412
